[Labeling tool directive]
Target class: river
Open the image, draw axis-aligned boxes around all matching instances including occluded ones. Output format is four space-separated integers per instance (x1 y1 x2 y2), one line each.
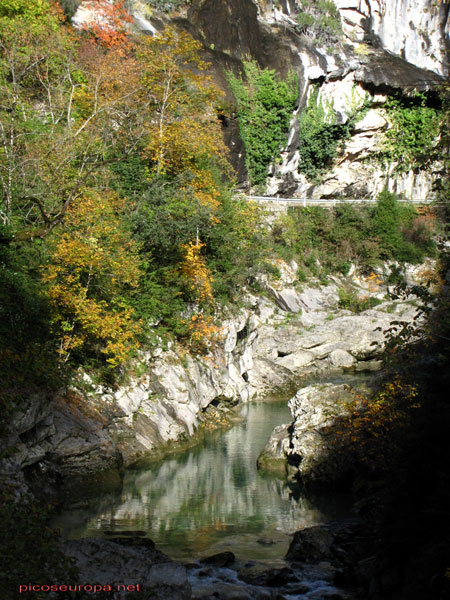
54 394 351 564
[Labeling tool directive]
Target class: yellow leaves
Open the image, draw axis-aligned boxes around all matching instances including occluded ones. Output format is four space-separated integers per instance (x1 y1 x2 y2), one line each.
333 376 421 470
42 190 142 367
138 26 229 204
186 314 223 354
179 240 214 304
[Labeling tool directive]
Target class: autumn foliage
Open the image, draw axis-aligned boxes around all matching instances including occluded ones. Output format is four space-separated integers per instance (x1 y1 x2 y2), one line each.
43 191 141 367
0 0 266 386
139 27 228 212
186 314 223 354
333 377 420 471
179 240 214 304
79 0 133 49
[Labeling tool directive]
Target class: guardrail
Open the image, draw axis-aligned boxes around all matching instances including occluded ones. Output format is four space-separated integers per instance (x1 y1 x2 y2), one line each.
247 196 434 207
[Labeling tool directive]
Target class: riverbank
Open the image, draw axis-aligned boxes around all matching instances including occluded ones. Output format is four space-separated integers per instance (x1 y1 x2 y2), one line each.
1 259 429 498
0 259 435 600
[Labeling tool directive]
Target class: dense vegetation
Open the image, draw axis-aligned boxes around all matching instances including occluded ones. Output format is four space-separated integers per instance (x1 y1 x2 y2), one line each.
377 91 440 172
226 60 298 190
0 0 268 411
298 86 370 182
269 190 435 280
295 0 343 44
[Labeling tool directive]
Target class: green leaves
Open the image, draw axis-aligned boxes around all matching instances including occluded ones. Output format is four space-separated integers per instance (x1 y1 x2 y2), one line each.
0 0 61 35
298 86 370 182
378 92 440 172
296 0 343 43
227 60 297 189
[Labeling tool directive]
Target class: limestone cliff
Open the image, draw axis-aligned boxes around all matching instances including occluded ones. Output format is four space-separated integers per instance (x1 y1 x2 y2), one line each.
72 0 446 197
1 259 429 487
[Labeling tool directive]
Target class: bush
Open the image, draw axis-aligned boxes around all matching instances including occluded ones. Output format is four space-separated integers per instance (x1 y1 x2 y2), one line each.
296 0 343 44
58 0 80 19
371 190 433 263
338 287 382 312
377 92 440 172
298 86 371 182
227 60 298 189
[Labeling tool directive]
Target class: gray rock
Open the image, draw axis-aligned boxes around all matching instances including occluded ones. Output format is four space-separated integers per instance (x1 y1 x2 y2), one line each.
328 349 356 368
276 349 315 371
259 383 360 486
257 423 290 475
286 384 356 485
64 538 190 599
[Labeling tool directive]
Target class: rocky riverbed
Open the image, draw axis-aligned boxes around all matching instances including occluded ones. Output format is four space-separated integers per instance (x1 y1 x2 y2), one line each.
0 259 429 497
0 259 433 599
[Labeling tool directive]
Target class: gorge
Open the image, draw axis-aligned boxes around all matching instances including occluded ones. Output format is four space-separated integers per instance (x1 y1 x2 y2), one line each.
1 1 449 599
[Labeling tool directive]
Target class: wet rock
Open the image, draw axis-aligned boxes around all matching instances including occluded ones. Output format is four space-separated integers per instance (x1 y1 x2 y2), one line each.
239 566 297 587
64 537 191 599
287 525 337 563
286 384 355 485
256 423 290 475
257 537 275 545
200 551 236 568
286 519 363 571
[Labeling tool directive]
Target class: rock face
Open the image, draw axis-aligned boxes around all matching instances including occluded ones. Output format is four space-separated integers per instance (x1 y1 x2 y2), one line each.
258 383 358 484
72 0 444 196
1 260 423 482
335 0 450 77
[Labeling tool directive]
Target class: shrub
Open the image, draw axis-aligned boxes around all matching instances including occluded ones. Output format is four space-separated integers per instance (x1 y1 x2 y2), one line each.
377 92 440 172
338 287 382 312
298 86 370 182
227 60 298 189
296 0 343 44
371 190 433 263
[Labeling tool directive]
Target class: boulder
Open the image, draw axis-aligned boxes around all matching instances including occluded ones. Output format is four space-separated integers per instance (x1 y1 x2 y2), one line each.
281 384 357 486
256 423 290 474
328 349 356 368
64 537 191 599
200 551 236 568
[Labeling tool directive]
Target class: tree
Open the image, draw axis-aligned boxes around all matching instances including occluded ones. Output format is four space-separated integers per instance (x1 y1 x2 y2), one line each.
179 239 214 304
42 190 142 367
138 27 229 211
0 4 146 235
78 0 133 50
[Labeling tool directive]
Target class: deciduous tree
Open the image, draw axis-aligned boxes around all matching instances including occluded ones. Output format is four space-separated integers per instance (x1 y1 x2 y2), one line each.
43 190 142 366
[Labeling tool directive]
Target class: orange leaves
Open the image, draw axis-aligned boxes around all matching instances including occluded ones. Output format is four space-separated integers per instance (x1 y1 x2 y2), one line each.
185 314 223 354
179 240 214 304
79 0 133 50
42 190 141 367
335 377 420 471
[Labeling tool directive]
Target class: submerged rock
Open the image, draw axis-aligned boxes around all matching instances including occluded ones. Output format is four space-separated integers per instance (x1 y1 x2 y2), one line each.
200 551 236 568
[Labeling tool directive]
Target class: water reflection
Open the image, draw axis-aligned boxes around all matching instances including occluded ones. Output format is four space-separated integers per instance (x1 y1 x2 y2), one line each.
55 401 348 560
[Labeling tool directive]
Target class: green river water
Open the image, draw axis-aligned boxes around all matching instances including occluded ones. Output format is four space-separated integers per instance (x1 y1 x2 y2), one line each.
54 397 350 563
